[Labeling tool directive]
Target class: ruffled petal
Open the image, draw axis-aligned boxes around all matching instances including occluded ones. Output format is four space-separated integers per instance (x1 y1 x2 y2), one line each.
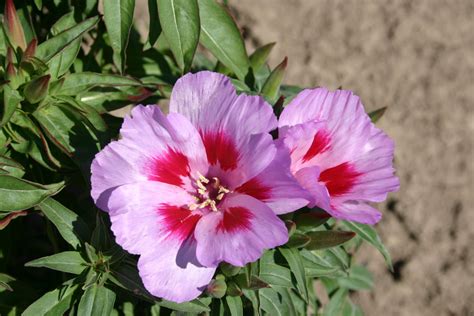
138 238 216 303
194 194 288 267
169 72 279 187
91 105 209 209
294 166 331 211
170 71 277 138
330 200 382 225
236 141 311 214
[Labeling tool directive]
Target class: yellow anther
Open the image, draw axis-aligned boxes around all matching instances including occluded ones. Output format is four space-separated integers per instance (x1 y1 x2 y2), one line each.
218 186 230 194
216 192 225 201
197 171 209 183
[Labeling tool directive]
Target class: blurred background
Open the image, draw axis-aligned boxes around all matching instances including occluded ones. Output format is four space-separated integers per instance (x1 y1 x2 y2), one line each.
137 0 474 315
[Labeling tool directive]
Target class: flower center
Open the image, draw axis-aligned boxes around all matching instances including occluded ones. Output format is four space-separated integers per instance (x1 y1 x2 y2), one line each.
189 172 230 212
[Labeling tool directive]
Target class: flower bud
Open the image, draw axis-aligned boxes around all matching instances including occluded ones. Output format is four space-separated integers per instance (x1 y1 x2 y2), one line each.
4 0 27 50
24 74 50 104
206 275 227 298
23 39 38 60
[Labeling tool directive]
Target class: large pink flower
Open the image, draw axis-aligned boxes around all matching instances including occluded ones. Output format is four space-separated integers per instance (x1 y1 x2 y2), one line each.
90 71 310 303
279 88 399 225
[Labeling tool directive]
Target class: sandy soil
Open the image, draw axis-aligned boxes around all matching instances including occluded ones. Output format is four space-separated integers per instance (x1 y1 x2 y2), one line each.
230 0 474 315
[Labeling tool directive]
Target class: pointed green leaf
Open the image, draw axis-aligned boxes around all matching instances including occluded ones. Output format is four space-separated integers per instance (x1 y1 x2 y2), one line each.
279 248 308 301
198 0 250 80
300 249 346 278
103 0 136 73
226 296 243 316
36 16 99 62
293 210 331 232
158 0 200 72
261 57 287 102
286 232 311 248
304 231 356 251
77 285 116 316
25 251 87 275
0 175 64 212
337 265 373 291
48 12 83 78
0 155 24 178
1 84 22 127
250 42 276 72
55 72 141 96
38 198 90 249
22 283 79 316
369 106 387 123
323 288 348 316
147 0 162 47
343 221 392 270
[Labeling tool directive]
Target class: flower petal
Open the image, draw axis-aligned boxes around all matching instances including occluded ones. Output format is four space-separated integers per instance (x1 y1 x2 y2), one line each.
330 200 382 225
106 181 196 252
236 141 311 214
91 105 208 208
194 194 288 267
138 238 216 303
170 71 277 138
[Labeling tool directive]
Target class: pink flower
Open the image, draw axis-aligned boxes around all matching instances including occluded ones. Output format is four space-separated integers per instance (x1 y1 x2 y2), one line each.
91 71 310 303
279 88 399 225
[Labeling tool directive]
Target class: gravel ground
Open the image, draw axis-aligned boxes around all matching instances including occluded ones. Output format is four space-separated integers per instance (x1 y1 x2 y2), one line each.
230 1 474 315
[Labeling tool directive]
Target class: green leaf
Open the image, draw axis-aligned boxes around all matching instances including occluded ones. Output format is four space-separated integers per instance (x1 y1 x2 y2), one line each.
55 72 141 96
158 299 211 313
198 0 250 80
1 84 22 127
279 248 308 301
303 231 356 251
250 42 276 72
342 221 392 269
342 300 363 316
36 16 99 62
25 251 87 275
261 57 287 102
0 175 64 213
323 288 348 316
226 296 243 316
48 12 83 78
9 110 64 169
369 107 387 123
0 155 25 178
337 265 373 291
158 0 200 72
77 285 116 316
259 258 292 288
293 210 331 232
147 0 162 47
286 232 310 248
22 283 79 316
103 0 136 73
33 102 100 160
300 249 345 278
259 286 303 316
38 198 90 249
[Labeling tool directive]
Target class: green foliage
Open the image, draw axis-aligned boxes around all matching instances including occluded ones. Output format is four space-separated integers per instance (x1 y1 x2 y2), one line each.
0 1 394 315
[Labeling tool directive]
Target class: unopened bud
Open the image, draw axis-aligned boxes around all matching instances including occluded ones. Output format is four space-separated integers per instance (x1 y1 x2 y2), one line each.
4 0 27 50
24 74 50 104
23 39 38 60
206 275 227 298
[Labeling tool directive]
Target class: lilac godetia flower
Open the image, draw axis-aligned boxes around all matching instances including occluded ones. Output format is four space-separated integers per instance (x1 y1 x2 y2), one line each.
278 88 399 225
90 71 310 303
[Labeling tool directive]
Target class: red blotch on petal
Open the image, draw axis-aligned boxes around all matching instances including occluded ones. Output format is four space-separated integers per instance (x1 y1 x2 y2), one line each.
302 130 331 162
236 178 272 201
200 130 239 171
217 207 253 233
147 147 190 187
319 162 361 197
158 204 201 241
